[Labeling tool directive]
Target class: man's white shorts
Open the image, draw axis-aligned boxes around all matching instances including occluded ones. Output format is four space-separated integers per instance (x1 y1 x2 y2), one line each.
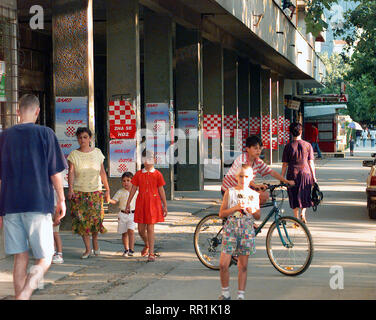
117 212 136 234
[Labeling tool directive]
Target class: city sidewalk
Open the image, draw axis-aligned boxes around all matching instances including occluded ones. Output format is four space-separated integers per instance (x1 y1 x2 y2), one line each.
0 183 222 300
1 146 373 300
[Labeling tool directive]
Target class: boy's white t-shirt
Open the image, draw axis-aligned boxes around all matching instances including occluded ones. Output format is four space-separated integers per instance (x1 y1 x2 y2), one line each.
113 188 137 212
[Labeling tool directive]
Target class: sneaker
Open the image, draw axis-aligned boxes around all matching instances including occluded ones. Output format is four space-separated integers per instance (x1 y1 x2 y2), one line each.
52 253 64 264
128 249 134 257
122 250 129 257
218 294 231 300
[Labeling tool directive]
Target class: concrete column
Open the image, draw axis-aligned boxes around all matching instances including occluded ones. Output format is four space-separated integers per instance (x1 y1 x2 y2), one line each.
271 72 279 163
143 9 174 200
223 49 238 171
175 25 204 191
249 63 262 134
52 0 95 131
237 57 250 154
203 40 223 180
261 68 272 165
106 0 141 193
52 0 94 230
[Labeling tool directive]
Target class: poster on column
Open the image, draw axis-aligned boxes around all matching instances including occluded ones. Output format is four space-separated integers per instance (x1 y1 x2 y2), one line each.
55 97 88 140
59 140 80 187
109 139 136 177
278 116 285 146
108 100 137 139
145 103 170 168
262 115 271 149
177 110 198 139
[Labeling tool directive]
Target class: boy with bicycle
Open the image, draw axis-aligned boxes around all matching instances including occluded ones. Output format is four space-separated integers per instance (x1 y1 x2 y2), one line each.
221 135 294 203
218 164 260 300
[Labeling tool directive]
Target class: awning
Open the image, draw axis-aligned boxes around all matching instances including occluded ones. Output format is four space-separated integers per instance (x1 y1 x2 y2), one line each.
304 104 347 118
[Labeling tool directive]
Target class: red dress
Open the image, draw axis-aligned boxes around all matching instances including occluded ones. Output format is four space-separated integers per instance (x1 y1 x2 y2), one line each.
131 168 166 224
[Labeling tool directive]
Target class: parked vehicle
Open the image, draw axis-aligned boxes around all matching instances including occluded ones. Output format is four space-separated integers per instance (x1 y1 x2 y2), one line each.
363 153 376 219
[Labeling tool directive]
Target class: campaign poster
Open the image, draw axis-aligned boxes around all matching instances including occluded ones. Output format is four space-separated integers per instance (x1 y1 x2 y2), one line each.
59 140 80 187
145 103 170 168
109 139 136 177
55 97 88 141
177 110 198 139
145 103 169 134
108 100 137 139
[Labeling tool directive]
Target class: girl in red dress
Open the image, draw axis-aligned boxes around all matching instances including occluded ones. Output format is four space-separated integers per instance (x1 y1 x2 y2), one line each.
125 151 168 262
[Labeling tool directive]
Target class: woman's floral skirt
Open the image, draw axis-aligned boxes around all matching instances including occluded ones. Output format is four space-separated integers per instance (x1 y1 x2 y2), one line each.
70 191 107 236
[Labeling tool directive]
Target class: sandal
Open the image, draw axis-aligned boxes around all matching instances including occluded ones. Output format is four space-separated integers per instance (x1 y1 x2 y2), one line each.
147 253 156 262
300 215 307 224
141 246 149 257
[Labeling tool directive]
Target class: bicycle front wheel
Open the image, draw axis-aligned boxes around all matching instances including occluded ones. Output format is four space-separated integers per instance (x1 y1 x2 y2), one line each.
193 214 224 270
266 216 313 276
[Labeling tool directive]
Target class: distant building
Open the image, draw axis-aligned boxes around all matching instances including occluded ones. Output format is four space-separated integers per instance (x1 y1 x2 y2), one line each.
317 0 358 56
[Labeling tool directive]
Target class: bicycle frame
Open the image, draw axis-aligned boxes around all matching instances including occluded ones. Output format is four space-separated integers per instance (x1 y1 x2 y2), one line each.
254 194 293 248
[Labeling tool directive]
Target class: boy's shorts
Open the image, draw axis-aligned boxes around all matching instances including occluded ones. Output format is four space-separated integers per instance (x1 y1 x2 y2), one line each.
221 216 256 256
117 211 136 234
3 212 54 259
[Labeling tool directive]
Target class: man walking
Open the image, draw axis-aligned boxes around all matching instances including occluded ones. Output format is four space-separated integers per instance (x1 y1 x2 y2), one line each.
0 94 67 300
311 124 322 159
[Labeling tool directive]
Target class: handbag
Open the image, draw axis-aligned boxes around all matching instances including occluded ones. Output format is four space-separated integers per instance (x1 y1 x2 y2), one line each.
311 182 323 212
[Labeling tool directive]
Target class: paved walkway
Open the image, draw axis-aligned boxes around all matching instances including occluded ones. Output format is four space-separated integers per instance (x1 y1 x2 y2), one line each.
1 146 375 299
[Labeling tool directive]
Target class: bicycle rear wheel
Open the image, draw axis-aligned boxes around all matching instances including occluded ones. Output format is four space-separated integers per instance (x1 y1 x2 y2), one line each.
193 214 224 270
266 216 313 276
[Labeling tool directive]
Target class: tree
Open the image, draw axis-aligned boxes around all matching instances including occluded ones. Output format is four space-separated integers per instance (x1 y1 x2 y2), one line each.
305 0 339 37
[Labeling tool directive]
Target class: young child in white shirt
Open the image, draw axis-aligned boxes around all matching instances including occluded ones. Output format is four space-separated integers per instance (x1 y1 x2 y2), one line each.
110 172 138 257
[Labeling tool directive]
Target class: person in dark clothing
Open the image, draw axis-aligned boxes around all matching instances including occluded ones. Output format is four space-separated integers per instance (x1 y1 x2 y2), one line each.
311 124 322 159
281 122 317 224
0 94 67 300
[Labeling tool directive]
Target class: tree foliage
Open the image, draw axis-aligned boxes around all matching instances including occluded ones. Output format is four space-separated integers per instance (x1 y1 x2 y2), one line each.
307 0 376 124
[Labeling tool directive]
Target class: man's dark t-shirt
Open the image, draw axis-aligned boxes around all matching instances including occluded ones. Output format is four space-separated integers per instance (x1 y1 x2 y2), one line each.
0 123 67 216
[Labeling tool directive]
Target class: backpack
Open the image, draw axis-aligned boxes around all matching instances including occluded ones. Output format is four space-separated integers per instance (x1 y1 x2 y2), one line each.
311 182 323 212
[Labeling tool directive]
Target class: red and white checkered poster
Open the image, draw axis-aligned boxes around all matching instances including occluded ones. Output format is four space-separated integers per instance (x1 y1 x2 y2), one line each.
285 118 291 144
278 116 285 145
262 115 271 149
203 114 221 139
272 118 278 135
108 100 137 139
238 118 249 152
224 114 236 138
249 117 260 135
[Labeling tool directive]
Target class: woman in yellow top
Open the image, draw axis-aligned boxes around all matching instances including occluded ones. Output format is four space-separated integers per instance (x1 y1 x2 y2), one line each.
67 127 110 259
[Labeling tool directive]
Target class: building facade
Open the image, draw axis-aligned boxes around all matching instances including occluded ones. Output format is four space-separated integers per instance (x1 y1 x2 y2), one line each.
0 0 327 241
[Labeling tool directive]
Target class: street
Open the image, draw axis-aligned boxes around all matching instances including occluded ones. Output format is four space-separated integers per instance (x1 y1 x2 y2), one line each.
1 148 375 300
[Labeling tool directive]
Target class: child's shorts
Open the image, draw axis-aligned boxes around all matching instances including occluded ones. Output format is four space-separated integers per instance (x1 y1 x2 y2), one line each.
221 216 256 256
117 212 136 234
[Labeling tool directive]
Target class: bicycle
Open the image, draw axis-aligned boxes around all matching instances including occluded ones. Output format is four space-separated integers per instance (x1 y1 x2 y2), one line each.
193 182 314 276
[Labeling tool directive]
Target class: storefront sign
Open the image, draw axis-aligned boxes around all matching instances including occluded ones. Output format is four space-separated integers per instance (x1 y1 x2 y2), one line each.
109 139 136 177
108 100 136 139
55 97 88 141
286 99 301 110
